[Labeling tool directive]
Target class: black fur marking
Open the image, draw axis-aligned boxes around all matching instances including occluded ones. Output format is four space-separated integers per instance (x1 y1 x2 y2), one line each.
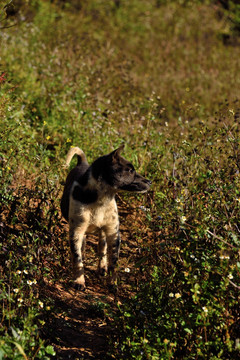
115 235 121 249
70 239 80 261
77 169 90 187
72 185 98 204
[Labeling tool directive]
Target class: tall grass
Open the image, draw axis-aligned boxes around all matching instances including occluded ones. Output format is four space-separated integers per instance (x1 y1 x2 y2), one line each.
1 0 240 358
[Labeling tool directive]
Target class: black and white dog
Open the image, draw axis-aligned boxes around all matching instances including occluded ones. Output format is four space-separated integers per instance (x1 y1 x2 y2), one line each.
61 144 151 290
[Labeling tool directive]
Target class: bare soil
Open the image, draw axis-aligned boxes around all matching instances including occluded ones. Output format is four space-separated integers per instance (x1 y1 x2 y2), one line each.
41 202 146 359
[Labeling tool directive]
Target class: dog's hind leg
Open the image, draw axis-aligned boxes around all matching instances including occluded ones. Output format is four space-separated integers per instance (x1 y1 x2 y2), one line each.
98 229 108 276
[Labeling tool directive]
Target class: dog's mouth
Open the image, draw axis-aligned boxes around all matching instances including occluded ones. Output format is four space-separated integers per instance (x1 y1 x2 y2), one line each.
119 175 151 193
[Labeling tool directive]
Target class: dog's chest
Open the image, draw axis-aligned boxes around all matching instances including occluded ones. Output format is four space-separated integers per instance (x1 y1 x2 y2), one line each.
86 199 118 232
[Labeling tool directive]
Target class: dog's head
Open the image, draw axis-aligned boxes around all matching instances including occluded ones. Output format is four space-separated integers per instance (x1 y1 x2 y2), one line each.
92 144 151 193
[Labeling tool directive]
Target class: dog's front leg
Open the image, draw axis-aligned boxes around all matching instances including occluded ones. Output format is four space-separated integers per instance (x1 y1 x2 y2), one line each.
106 228 121 287
69 220 88 291
98 229 108 276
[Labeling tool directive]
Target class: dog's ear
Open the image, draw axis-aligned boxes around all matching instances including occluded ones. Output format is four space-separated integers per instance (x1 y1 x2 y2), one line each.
110 143 125 161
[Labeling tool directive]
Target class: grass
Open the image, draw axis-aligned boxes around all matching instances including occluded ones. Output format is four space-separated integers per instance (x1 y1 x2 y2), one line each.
0 0 240 358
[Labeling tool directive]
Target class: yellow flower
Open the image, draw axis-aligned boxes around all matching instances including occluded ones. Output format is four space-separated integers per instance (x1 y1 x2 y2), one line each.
67 138 71 143
46 136 50 141
163 339 169 344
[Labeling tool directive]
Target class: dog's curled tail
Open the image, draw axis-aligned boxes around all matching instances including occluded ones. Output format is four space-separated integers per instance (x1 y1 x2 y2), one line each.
64 147 88 168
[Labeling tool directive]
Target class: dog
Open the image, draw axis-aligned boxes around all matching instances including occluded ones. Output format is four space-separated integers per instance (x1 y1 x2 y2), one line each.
60 144 151 290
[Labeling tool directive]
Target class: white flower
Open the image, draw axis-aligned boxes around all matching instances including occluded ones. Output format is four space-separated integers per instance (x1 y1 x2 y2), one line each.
169 293 174 298
18 298 23 303
39 301 44 308
219 255 230 260
202 306 208 313
228 273 233 280
124 268 130 273
23 270 28 274
13 288 19 293
175 293 181 299
16 270 21 275
181 216 187 223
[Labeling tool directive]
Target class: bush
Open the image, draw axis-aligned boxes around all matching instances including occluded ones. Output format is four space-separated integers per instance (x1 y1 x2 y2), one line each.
111 103 240 359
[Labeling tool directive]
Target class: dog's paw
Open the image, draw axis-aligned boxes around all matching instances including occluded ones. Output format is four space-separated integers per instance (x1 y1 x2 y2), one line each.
108 282 118 293
98 267 107 277
73 280 86 291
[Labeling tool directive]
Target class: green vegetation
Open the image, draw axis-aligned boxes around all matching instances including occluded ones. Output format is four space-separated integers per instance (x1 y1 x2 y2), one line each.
1 0 240 358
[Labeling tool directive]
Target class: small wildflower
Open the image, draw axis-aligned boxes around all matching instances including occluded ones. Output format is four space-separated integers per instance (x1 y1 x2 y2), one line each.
176 198 181 203
39 301 44 308
163 338 169 344
229 109 235 115
169 292 174 298
16 270 21 275
27 280 33 285
66 138 71 143
43 120 47 125
180 216 187 223
202 306 208 314
219 255 230 260
183 271 189 277
13 288 19 293
18 298 23 303
175 293 181 299
165 121 168 127
23 270 28 274
33 279 37 284
124 267 130 273
46 135 50 141
228 273 233 280
139 206 150 212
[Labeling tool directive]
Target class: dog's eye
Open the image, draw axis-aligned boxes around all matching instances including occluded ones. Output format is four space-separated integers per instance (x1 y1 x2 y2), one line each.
127 167 134 173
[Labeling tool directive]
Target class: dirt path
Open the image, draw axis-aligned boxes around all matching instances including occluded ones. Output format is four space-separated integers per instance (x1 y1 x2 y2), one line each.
42 203 144 359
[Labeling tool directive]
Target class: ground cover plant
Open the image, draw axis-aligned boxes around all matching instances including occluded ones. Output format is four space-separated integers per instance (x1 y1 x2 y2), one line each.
0 0 240 358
